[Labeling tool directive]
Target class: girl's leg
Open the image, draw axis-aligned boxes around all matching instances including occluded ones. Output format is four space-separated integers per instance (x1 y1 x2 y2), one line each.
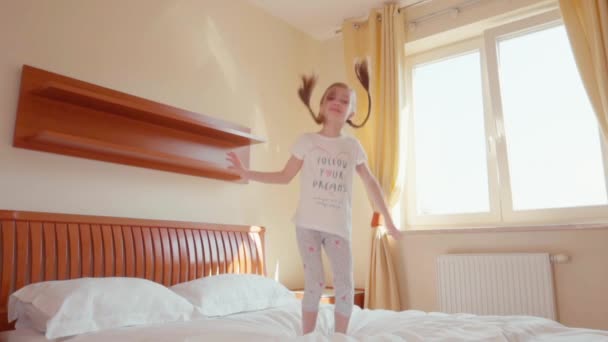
322 232 353 334
296 227 325 335
301 311 318 335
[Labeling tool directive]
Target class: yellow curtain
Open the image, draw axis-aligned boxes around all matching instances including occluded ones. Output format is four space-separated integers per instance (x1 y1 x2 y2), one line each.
559 0 608 138
342 3 406 310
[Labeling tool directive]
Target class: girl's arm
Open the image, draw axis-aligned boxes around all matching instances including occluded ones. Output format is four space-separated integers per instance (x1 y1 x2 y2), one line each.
356 162 401 239
227 152 303 184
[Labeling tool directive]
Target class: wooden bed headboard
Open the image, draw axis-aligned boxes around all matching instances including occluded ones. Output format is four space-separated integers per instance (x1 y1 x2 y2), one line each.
0 210 266 331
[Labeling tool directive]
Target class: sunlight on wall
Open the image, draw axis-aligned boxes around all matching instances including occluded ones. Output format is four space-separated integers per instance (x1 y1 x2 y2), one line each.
273 260 281 282
252 104 270 152
205 17 239 92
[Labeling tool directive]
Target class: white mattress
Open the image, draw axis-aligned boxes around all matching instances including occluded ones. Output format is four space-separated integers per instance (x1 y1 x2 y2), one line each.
2 300 607 342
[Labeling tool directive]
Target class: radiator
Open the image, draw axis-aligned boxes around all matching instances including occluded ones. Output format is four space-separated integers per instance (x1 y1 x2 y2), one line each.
437 253 557 320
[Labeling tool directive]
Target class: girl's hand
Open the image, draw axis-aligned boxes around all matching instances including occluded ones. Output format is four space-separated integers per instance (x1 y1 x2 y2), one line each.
385 223 401 240
226 152 248 180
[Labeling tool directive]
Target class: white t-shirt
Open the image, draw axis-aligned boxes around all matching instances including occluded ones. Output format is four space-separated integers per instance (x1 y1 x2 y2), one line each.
290 132 367 240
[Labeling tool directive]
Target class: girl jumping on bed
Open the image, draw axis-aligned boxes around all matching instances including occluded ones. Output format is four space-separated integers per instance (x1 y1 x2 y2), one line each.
227 61 400 336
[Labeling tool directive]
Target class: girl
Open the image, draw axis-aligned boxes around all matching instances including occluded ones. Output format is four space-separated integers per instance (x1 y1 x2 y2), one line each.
227 62 400 335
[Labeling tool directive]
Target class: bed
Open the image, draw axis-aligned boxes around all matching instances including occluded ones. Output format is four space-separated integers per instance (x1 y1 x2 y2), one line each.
1 209 607 341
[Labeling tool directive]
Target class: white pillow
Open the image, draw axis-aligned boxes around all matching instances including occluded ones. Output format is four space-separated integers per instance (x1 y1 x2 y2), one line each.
171 274 295 317
8 277 194 339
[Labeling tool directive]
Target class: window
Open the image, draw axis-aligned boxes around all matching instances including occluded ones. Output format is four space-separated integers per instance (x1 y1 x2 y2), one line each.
405 10 608 227
497 25 607 211
412 51 489 215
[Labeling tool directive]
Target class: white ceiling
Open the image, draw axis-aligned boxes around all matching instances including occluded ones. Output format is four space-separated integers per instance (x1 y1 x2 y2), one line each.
247 0 420 40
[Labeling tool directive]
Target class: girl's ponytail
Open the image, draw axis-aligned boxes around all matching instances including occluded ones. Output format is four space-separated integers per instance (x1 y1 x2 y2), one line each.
347 60 371 128
297 74 323 124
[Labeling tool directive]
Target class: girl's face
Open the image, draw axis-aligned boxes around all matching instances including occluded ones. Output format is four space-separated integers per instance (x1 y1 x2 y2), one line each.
320 86 354 124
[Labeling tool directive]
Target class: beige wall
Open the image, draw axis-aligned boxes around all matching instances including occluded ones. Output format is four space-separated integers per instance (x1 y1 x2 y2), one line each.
0 0 325 290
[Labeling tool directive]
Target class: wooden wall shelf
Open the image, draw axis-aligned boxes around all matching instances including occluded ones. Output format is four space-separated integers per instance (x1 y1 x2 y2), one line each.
27 131 240 180
13 65 264 181
32 82 264 146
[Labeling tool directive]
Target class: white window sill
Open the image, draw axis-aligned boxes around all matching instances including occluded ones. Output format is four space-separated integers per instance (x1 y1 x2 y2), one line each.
401 223 608 235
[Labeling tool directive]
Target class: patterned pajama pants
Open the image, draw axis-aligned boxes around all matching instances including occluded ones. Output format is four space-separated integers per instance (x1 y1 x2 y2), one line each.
296 226 354 317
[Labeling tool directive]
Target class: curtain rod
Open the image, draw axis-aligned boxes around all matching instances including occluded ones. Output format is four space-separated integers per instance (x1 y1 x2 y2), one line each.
334 0 488 35
334 0 431 34
408 0 484 30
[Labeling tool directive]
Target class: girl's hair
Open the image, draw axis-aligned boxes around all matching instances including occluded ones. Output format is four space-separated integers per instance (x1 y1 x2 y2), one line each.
297 60 371 128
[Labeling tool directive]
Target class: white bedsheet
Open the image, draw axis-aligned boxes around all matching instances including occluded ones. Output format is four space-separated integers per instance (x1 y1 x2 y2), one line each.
0 299 321 342
2 300 607 342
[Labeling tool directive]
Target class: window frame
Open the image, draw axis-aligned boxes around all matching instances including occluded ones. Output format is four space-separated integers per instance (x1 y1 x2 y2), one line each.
403 9 608 229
